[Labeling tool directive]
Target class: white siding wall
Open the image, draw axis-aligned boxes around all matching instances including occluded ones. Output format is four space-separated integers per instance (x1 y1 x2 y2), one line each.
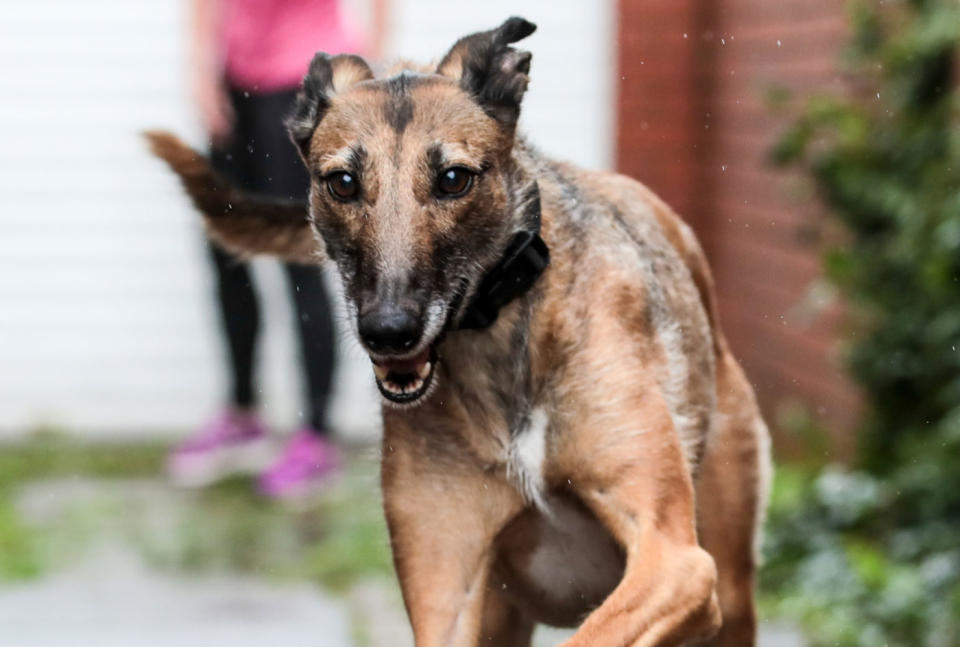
389 1 615 171
0 0 614 439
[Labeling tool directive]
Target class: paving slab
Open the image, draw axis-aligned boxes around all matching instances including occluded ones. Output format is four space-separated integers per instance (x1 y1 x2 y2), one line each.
3 476 804 647
0 546 801 647
0 549 351 647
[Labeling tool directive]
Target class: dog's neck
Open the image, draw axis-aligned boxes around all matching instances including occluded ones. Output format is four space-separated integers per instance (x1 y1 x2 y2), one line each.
456 229 549 330
455 146 548 330
436 276 543 439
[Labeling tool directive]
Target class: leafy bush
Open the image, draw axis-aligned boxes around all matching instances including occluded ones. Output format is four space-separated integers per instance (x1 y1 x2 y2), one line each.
762 466 960 646
765 1 960 645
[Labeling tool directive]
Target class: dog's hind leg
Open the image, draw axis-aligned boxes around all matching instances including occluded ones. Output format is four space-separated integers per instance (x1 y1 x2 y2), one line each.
476 587 535 647
695 354 771 647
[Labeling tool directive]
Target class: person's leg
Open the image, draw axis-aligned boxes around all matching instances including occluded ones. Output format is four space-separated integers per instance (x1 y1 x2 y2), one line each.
207 240 260 411
246 88 337 433
246 88 341 498
283 262 336 432
168 87 272 486
235 89 311 200
207 89 263 415
259 265 341 497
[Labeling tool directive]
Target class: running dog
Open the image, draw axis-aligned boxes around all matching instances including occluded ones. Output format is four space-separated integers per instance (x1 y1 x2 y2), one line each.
147 17 770 646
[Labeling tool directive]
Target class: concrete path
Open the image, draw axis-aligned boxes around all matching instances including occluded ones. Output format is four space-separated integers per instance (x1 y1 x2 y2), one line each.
0 553 801 647
0 477 803 647
0 549 351 647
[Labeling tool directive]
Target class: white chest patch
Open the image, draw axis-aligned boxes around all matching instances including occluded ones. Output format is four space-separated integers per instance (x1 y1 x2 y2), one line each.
507 407 549 510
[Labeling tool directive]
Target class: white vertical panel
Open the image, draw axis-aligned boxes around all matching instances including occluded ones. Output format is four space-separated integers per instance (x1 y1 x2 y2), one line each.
387 0 616 170
0 0 380 439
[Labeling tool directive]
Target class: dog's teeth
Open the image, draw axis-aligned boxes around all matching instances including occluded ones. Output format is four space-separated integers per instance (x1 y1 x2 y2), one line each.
372 354 434 402
417 361 431 380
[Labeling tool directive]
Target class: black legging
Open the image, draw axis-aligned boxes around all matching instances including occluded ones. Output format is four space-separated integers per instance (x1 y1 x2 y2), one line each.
207 86 335 432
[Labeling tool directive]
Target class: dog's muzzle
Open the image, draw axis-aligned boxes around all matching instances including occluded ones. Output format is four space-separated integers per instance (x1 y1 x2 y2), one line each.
358 301 440 405
364 230 549 406
371 346 438 405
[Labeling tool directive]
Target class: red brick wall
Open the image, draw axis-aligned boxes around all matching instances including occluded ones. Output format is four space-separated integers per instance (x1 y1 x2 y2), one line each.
618 0 858 456
616 0 698 220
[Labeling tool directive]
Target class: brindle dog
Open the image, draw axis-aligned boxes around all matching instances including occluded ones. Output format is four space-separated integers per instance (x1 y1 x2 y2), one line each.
147 17 771 647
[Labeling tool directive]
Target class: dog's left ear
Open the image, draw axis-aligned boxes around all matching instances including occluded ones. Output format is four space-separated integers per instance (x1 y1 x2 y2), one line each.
287 53 374 156
436 16 536 127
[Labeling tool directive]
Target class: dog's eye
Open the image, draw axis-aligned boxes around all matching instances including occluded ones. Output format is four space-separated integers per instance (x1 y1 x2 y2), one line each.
436 167 474 198
326 171 359 201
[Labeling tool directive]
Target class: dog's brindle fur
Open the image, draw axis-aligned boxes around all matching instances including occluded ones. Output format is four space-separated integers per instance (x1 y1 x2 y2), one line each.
147 17 771 647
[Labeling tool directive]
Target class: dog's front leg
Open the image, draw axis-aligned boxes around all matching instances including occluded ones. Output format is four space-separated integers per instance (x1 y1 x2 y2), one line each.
382 434 524 647
558 389 722 647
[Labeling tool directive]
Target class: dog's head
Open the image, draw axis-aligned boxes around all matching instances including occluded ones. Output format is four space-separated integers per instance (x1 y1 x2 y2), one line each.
172 18 540 406
277 17 539 406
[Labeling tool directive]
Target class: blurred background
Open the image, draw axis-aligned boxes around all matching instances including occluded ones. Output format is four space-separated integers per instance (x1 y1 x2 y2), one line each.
0 1 957 646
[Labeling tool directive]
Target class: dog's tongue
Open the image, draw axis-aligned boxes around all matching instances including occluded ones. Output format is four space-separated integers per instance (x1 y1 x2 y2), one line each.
373 347 430 374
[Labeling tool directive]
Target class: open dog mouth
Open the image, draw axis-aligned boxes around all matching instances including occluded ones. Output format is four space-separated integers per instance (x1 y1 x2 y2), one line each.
371 345 438 405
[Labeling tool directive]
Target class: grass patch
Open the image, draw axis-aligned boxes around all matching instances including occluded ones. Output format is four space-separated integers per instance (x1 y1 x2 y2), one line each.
0 436 393 592
0 436 168 490
0 436 168 581
0 498 43 580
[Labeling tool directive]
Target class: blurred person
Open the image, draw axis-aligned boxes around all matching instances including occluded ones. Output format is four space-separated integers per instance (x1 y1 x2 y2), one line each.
168 0 381 498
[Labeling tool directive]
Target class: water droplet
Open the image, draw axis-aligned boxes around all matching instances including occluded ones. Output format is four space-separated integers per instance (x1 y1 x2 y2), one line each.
776 40 782 47
683 33 688 39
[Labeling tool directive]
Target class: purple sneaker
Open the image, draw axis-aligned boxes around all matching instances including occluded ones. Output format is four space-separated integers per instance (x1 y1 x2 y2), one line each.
167 410 272 487
258 429 342 500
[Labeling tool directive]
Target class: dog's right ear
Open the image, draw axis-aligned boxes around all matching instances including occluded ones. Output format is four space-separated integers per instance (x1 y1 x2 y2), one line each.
287 53 374 157
436 17 537 128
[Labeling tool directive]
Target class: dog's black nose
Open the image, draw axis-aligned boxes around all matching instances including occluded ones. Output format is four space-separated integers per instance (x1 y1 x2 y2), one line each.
358 305 422 354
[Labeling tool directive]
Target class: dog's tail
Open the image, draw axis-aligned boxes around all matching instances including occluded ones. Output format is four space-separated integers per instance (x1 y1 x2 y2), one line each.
143 130 323 264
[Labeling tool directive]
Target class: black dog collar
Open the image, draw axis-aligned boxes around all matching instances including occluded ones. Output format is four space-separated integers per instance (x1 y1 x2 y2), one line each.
457 229 550 330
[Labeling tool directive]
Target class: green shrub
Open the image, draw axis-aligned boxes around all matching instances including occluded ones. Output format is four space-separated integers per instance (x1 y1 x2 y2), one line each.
766 1 960 645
